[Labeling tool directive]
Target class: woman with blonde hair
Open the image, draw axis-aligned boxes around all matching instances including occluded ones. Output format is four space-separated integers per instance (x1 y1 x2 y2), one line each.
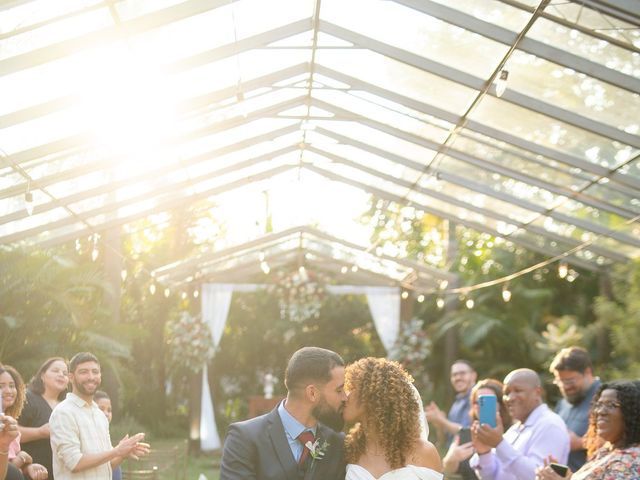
343 357 442 480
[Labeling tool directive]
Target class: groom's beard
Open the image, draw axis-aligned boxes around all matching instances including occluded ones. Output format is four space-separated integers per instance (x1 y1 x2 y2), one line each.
313 399 345 431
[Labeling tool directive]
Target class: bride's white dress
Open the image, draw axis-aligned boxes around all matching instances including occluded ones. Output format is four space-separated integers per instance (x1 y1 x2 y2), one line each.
345 464 443 480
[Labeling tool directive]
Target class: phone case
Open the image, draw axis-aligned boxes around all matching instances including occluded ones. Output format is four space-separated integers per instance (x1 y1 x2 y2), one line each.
478 394 497 427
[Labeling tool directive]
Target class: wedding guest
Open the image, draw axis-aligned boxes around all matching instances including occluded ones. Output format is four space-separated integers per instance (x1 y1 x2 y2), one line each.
94 392 121 480
535 380 640 480
1 413 21 480
18 358 69 480
549 347 601 471
426 360 477 446
443 379 511 479
0 365 48 480
470 368 569 479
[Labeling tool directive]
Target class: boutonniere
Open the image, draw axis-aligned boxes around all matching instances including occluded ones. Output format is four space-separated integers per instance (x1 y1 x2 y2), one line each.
305 438 330 471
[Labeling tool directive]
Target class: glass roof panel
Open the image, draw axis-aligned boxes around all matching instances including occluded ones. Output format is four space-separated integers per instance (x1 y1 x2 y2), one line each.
584 181 640 216
506 49 640 131
470 95 635 168
528 16 640 78
616 155 640 183
450 129 597 188
0 2 111 61
322 0 510 79
315 48 477 115
426 0 532 32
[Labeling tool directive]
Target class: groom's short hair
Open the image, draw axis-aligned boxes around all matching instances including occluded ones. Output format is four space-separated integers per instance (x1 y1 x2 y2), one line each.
285 347 344 394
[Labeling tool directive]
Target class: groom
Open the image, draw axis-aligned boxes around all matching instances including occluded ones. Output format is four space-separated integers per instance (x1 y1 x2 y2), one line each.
219 347 347 480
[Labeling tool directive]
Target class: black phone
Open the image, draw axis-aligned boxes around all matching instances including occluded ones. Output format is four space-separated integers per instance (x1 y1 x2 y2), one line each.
549 463 569 477
458 427 472 444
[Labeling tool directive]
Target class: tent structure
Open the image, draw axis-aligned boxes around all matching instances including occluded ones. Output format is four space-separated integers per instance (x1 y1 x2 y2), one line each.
1 0 638 277
2 0 639 452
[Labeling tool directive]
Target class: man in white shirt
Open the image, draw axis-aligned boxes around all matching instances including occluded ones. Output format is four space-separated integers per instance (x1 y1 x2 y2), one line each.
49 352 149 480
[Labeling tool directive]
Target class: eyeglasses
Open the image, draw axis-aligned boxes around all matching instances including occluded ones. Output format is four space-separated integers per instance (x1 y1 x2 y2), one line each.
552 376 581 387
593 400 621 412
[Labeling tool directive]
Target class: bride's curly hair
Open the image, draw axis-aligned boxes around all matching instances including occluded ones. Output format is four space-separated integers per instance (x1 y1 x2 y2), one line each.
344 357 421 469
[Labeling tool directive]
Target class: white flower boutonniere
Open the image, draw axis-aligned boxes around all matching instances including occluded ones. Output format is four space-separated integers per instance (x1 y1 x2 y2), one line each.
305 439 330 471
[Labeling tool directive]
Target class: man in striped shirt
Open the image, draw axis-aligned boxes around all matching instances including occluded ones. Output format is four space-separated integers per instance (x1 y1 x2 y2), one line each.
50 353 149 480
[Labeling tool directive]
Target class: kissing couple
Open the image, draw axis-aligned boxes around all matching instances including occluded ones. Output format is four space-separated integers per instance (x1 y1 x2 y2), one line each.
219 346 443 480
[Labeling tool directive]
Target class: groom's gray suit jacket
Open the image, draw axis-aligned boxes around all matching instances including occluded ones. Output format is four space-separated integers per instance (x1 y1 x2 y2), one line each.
219 404 345 480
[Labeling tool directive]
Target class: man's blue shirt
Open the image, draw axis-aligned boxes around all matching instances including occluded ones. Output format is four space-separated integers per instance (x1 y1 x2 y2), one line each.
555 378 601 471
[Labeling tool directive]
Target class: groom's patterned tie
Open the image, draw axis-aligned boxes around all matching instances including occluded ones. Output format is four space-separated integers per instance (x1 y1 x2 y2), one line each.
297 430 315 466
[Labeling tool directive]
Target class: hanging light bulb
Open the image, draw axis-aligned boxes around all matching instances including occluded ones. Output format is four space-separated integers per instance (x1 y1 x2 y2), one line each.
417 294 425 303
558 261 569 279
502 284 512 302
25 191 34 216
193 289 199 298
495 70 509 97
164 287 171 298
258 251 265 261
120 269 128 282
340 266 348 274
351 265 359 273
181 291 187 300
440 280 448 290
436 297 445 309
91 245 99 262
260 261 270 274
149 283 156 295
465 298 475 309
401 291 409 300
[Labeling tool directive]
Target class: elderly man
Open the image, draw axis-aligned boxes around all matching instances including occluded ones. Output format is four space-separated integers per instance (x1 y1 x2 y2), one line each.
470 369 569 480
549 347 600 471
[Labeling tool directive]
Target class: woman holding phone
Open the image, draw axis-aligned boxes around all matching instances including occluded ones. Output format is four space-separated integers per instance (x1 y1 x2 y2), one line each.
17 358 69 480
535 380 640 480
442 379 511 479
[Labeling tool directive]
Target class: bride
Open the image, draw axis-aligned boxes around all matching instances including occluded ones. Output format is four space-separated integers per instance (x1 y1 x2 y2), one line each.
343 357 443 480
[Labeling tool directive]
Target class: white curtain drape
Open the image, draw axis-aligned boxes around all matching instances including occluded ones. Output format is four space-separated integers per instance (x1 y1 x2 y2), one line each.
200 284 234 451
327 285 401 353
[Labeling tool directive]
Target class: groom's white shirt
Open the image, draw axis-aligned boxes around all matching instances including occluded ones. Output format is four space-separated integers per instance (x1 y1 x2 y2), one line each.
277 400 318 463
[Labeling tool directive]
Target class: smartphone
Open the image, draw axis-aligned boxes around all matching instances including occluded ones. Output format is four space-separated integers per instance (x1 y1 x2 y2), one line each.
478 394 497 428
549 463 569 476
458 427 471 444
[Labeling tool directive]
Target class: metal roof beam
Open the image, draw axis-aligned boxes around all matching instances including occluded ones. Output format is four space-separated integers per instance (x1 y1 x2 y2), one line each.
312 64 640 191
392 0 640 92
32 164 295 249
0 0 238 77
303 164 606 272
305 144 629 263
319 21 640 149
311 98 639 220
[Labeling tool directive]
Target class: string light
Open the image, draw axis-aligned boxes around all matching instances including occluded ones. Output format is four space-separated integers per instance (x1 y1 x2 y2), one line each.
340 266 348 274
495 69 509 97
25 190 34 216
351 265 359 272
465 298 475 309
181 291 187 300
120 269 127 281
260 261 270 274
401 291 409 299
502 284 512 302
436 297 445 309
149 283 156 295
91 235 99 262
558 261 569 279
164 287 171 298
417 294 425 303
193 289 199 298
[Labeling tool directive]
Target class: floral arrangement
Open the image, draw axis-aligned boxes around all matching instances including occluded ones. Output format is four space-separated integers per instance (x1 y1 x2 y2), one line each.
388 317 432 380
165 311 216 373
267 266 328 322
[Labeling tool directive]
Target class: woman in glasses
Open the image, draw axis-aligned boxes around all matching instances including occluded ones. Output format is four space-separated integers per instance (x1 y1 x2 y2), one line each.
536 380 640 479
